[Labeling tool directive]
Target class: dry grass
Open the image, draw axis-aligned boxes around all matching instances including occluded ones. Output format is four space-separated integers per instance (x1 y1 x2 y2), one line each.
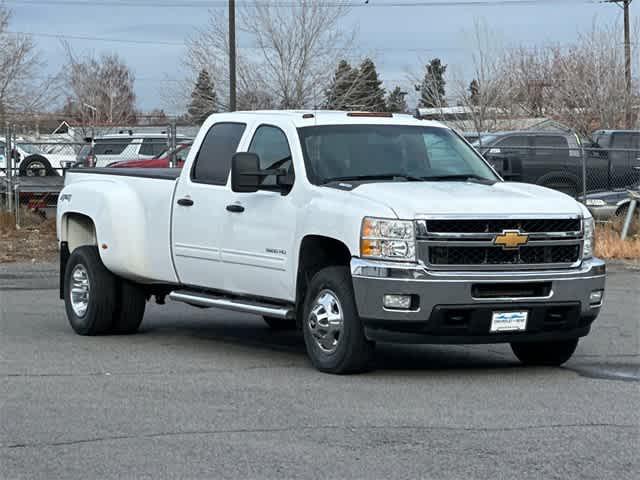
0 209 58 263
594 216 640 260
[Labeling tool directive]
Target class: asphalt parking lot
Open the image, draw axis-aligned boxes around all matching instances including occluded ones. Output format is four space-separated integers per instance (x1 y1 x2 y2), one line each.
1 262 639 479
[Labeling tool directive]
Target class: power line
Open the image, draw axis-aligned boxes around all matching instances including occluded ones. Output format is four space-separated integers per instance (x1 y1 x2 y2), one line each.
6 30 582 53
3 0 596 8
6 31 184 46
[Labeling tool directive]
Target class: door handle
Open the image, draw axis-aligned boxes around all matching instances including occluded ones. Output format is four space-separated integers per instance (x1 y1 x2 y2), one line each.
226 204 245 213
177 198 194 206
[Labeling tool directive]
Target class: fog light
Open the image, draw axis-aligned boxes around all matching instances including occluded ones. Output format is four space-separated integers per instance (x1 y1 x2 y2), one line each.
383 294 412 310
589 290 604 305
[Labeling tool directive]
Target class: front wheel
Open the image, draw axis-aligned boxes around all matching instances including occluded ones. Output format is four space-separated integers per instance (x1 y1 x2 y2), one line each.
302 266 375 374
511 338 579 366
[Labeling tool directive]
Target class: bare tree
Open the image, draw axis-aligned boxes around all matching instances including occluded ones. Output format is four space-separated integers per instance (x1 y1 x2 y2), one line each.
0 4 59 122
63 42 137 127
173 0 354 113
451 19 516 135
546 21 639 136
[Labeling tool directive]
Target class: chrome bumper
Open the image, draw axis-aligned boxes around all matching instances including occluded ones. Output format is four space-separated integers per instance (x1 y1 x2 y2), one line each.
351 257 606 340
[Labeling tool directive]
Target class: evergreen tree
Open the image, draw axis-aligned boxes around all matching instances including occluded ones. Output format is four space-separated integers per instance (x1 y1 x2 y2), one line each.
469 79 480 106
386 86 408 113
354 58 386 112
188 69 217 124
417 58 447 108
324 60 360 110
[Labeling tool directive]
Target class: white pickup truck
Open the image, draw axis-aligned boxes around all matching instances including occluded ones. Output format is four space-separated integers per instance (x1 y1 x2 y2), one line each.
56 111 606 373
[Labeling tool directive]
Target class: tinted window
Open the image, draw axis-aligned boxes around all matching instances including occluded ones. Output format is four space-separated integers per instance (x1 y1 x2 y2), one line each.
192 123 246 184
533 135 568 157
140 138 168 156
298 125 497 184
94 139 131 155
496 136 529 148
249 126 293 186
611 133 637 149
534 136 568 148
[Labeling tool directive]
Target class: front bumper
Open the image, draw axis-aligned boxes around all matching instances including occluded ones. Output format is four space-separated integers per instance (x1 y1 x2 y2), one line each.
587 204 618 221
351 257 606 344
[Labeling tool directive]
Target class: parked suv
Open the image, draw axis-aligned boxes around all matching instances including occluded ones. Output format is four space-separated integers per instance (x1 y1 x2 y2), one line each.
76 133 190 168
474 131 584 197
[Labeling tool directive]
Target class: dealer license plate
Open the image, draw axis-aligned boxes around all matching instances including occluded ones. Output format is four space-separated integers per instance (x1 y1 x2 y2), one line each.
490 311 528 333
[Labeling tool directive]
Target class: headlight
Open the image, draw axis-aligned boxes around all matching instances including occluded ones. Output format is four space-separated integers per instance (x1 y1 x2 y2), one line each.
360 217 416 262
583 216 595 259
585 199 606 207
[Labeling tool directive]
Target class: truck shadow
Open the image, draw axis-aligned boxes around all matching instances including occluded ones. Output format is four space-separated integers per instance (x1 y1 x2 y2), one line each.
141 309 518 372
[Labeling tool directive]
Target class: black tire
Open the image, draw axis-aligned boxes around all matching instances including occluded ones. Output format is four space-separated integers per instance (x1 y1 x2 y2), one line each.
111 280 146 334
511 338 579 366
64 246 116 336
263 316 296 330
19 155 56 177
538 173 579 198
302 266 375 374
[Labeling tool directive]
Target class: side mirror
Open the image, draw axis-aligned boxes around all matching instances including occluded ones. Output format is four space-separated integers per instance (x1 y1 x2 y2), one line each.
231 152 260 193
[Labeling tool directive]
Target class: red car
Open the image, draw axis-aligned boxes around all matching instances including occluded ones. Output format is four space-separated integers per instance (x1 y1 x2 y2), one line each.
109 143 192 168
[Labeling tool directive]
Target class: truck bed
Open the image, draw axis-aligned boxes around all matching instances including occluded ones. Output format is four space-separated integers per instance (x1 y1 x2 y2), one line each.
67 168 181 180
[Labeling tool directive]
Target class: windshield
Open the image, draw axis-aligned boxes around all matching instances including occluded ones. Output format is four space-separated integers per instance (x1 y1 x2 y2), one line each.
298 125 499 185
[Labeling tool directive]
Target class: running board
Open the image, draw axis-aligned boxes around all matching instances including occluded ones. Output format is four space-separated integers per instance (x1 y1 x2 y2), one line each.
168 290 295 320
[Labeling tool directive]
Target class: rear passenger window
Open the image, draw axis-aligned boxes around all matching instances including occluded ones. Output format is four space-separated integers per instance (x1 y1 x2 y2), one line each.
140 138 168 157
497 136 528 149
93 139 131 155
612 133 636 149
533 136 568 157
192 123 246 185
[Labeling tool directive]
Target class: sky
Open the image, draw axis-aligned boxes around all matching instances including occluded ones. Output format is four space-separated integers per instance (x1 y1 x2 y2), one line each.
4 0 639 113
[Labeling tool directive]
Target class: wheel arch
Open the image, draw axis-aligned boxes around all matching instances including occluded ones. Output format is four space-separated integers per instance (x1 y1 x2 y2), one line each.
294 235 352 328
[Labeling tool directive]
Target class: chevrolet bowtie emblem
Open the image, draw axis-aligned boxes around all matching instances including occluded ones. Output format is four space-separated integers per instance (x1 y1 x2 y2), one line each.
494 230 529 250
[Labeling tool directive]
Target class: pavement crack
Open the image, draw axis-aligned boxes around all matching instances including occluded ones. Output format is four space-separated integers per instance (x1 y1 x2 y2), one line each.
3 423 636 450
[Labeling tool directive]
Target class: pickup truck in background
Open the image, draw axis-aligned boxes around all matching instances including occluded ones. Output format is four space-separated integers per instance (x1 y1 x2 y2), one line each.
474 130 585 197
57 111 606 374
476 129 640 197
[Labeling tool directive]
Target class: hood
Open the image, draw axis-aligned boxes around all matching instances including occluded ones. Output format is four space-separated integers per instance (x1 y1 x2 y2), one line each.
348 181 583 219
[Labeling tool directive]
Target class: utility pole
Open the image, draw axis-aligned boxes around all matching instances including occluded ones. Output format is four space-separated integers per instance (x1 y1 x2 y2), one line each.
604 0 634 126
229 0 237 112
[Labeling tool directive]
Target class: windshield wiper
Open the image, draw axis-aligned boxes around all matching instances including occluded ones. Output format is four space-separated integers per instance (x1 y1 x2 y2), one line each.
321 174 424 184
423 174 496 185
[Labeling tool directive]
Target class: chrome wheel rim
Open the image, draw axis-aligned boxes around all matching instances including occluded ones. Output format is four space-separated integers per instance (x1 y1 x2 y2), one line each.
307 290 343 353
70 264 90 317
26 162 46 177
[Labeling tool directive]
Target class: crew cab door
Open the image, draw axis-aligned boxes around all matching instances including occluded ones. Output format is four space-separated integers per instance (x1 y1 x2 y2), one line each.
220 124 298 301
171 122 247 290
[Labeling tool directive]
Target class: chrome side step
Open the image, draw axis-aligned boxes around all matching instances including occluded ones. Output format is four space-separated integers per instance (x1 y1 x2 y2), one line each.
168 290 295 320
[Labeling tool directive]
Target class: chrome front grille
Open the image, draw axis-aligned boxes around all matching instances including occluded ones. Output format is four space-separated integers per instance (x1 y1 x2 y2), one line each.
416 217 583 270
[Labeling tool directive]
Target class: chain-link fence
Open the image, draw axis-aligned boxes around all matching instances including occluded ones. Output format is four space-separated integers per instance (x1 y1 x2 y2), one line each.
478 144 640 198
2 123 640 229
1 123 195 227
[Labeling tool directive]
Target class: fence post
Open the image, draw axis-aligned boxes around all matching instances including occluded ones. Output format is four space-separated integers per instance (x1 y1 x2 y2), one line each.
621 191 639 240
168 120 177 168
580 144 587 202
6 123 14 215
